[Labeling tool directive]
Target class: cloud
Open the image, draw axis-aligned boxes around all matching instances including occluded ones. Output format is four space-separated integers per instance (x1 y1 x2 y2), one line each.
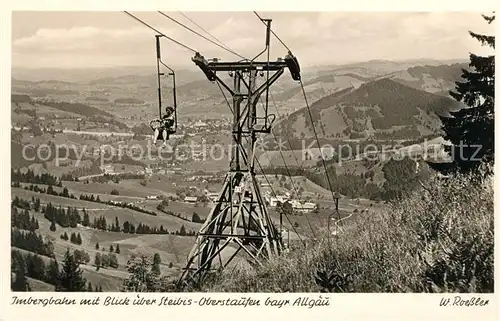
12 25 179 54
11 12 495 69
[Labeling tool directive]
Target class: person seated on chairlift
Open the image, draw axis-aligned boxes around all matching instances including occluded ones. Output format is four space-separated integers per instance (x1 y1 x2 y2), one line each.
152 106 175 145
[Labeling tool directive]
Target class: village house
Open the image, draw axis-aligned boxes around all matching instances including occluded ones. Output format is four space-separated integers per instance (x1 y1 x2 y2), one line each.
296 202 317 213
99 165 114 174
207 192 219 202
184 196 198 203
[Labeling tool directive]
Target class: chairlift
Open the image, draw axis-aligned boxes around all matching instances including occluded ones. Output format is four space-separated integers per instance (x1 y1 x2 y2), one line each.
150 35 178 143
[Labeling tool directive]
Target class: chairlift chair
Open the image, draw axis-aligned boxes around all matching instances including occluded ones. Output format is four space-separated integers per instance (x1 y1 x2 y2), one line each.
151 35 178 142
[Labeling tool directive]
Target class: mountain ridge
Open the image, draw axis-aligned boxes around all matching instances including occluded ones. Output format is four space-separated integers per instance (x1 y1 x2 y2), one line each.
274 77 463 142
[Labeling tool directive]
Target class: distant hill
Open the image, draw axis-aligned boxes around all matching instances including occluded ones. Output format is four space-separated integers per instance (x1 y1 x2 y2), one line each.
267 61 467 120
12 77 74 87
11 59 467 121
273 74 368 102
12 66 201 83
89 74 157 86
86 96 109 102
176 78 230 98
311 58 467 77
11 94 32 104
114 98 145 105
380 63 469 96
11 87 80 97
11 94 117 120
87 69 205 87
274 78 463 142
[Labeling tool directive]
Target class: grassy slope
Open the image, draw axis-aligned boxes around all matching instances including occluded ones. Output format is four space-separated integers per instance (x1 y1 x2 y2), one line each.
14 188 202 232
201 171 494 292
27 276 56 291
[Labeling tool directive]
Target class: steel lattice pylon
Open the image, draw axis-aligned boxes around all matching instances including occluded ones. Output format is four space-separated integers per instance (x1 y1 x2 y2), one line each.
177 20 301 288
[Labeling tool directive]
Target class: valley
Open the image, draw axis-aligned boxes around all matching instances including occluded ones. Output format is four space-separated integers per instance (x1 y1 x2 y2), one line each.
10 58 465 291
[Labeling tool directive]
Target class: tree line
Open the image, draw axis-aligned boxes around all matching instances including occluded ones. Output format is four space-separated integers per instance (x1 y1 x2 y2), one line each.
79 193 158 216
14 183 78 199
11 228 55 258
60 232 82 245
260 156 431 201
11 206 39 232
13 178 161 218
11 169 63 186
14 194 197 237
11 248 103 292
43 203 82 229
156 200 194 222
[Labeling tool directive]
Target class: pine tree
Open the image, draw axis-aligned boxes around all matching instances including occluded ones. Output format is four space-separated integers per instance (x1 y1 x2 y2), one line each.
109 253 119 269
34 198 41 212
191 212 202 223
122 254 161 292
109 244 114 252
46 259 60 287
26 254 46 281
101 253 110 268
87 282 93 292
439 13 495 174
115 244 121 254
95 252 101 271
50 219 56 232
82 210 90 227
57 249 87 292
30 216 37 231
11 264 30 292
152 253 161 275
95 242 100 250
76 233 82 245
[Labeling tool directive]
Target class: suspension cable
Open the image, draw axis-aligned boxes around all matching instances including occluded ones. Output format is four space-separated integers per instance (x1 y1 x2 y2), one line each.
299 80 342 223
178 11 238 57
124 10 311 242
272 125 317 238
123 11 198 53
269 92 308 169
253 11 291 52
159 60 174 73
252 12 342 224
256 99 316 238
157 11 247 60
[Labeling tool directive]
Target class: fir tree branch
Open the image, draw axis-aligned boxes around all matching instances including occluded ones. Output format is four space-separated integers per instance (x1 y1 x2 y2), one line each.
482 14 495 24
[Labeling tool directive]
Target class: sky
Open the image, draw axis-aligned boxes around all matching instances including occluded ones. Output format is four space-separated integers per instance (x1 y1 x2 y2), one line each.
11 11 496 69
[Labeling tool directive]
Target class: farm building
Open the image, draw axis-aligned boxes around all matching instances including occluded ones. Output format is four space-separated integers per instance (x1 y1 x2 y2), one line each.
207 192 219 202
184 196 198 203
100 165 114 174
296 202 317 213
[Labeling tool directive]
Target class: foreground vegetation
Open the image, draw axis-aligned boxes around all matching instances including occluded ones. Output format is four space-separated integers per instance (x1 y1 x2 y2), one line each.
199 170 493 292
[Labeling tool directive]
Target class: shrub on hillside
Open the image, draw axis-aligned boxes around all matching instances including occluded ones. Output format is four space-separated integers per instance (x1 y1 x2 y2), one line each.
198 168 493 293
